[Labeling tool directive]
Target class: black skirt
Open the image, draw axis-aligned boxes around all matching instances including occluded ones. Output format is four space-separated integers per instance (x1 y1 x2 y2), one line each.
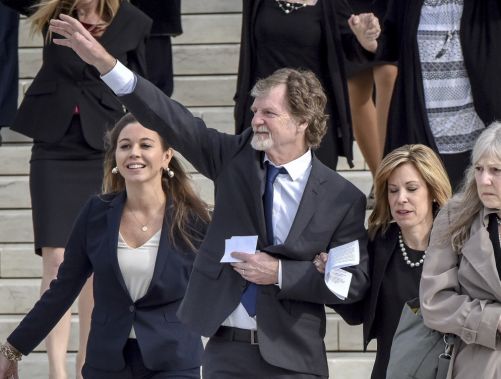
30 115 104 255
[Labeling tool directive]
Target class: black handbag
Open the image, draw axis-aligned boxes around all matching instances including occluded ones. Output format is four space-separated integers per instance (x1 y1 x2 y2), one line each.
386 298 455 379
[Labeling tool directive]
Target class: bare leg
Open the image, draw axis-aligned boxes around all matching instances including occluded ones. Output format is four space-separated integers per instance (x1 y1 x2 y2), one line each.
348 68 380 176
373 64 398 160
75 276 93 379
41 247 70 379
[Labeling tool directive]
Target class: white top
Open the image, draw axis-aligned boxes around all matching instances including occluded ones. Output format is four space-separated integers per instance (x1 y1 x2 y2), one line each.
117 229 161 338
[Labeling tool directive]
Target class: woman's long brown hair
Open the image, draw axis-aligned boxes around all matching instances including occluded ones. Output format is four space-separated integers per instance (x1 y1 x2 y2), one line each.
103 113 210 252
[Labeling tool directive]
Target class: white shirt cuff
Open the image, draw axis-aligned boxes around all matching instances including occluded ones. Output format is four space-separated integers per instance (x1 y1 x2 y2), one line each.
100 60 136 96
276 260 282 289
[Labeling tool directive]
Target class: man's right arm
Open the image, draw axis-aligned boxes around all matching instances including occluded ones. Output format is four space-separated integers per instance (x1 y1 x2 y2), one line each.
49 14 244 180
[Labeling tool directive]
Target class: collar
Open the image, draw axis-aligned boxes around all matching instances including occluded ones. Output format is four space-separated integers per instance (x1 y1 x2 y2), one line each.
481 207 501 226
264 149 312 181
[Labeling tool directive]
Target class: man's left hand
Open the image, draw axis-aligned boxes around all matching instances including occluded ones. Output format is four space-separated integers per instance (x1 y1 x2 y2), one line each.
231 251 279 285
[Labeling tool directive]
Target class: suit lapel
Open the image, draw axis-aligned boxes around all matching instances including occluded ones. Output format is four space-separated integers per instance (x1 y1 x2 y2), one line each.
142 201 174 296
462 225 501 298
106 192 133 300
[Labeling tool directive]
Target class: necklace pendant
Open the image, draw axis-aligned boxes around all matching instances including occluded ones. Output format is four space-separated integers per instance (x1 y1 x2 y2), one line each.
141 225 148 232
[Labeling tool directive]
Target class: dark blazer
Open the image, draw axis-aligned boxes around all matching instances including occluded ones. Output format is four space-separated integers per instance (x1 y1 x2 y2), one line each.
336 224 399 349
0 3 19 127
378 0 501 154
7 193 204 373
2 0 151 150
119 76 370 377
130 0 182 35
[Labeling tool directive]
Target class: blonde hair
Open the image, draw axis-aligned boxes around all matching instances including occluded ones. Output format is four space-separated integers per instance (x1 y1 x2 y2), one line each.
30 0 120 38
368 144 452 239
103 113 210 252
251 68 328 149
444 122 501 251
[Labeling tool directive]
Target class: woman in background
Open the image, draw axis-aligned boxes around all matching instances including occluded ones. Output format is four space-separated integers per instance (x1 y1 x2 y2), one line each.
0 0 151 377
0 114 209 379
421 123 501 378
350 0 501 191
316 144 451 378
235 0 360 170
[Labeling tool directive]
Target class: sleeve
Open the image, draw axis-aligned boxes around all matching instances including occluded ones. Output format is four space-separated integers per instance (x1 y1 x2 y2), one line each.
278 191 370 305
420 206 501 350
374 0 401 62
7 199 94 355
119 75 247 181
0 0 38 16
125 16 152 79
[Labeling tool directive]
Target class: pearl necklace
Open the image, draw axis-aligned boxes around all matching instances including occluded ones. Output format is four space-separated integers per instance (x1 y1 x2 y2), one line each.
399 232 426 268
274 0 307 14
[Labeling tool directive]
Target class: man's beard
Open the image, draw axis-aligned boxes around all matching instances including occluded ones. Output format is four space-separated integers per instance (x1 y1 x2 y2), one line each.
251 127 274 151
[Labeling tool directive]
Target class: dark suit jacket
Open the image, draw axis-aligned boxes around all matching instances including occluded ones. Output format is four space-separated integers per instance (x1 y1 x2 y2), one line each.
0 3 19 127
335 224 399 349
130 0 182 35
2 0 151 150
8 193 204 373
119 76 370 377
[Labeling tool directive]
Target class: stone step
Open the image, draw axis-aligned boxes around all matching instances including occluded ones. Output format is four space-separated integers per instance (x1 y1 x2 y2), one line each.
20 14 242 48
7 352 374 379
19 44 240 79
0 309 372 353
327 352 376 378
17 353 77 379
0 244 39 278
0 171 371 241
0 279 57 314
0 315 80 352
182 0 242 14
18 75 237 107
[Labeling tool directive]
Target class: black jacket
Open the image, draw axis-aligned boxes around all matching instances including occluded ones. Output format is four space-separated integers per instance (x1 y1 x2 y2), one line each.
130 0 182 36
2 0 151 150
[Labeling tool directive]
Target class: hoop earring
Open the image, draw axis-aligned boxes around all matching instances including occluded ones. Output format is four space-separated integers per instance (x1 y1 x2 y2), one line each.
165 167 175 178
112 166 119 175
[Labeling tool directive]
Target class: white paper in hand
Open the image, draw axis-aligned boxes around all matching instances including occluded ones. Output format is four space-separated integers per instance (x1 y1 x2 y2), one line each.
220 235 258 263
324 240 360 300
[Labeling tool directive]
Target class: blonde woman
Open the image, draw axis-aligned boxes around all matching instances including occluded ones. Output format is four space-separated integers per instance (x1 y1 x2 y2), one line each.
421 123 501 378
0 114 209 379
316 144 452 378
0 0 151 377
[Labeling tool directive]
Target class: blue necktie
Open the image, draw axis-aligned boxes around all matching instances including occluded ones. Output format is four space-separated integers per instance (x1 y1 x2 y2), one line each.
241 162 287 317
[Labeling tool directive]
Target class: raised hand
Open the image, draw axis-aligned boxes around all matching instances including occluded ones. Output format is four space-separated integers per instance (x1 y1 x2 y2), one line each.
49 14 116 75
348 13 381 53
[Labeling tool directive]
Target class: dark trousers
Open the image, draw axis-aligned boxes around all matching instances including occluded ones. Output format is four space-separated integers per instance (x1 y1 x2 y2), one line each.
440 150 471 193
82 339 200 379
146 35 174 97
202 337 326 379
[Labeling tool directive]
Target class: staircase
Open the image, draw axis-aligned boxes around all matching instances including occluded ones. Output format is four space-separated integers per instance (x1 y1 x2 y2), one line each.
0 0 375 377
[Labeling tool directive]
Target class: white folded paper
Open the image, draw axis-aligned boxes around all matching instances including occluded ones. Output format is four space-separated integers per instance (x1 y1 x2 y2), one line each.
324 240 360 300
220 235 258 263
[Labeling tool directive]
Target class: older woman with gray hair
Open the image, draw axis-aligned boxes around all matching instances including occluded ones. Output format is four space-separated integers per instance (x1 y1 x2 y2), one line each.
420 122 501 378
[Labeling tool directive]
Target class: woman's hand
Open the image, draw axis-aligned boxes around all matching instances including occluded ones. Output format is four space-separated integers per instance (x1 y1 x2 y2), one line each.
313 252 328 274
49 14 116 75
348 13 380 53
0 349 19 379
